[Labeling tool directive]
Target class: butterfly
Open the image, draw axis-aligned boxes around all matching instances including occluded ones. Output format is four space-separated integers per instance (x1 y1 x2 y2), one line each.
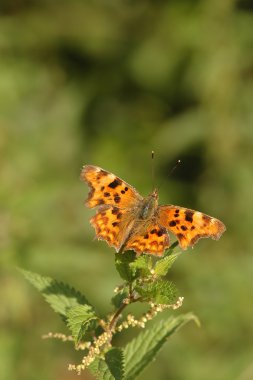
81 165 226 256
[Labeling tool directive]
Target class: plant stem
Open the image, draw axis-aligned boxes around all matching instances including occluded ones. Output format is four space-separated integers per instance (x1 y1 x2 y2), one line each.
108 283 139 331
109 302 129 330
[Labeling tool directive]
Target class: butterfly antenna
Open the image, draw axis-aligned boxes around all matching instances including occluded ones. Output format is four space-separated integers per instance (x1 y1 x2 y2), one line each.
169 159 181 176
156 159 182 192
151 150 155 191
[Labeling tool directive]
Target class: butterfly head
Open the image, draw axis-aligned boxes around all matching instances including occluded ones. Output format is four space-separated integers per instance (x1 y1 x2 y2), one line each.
150 188 158 200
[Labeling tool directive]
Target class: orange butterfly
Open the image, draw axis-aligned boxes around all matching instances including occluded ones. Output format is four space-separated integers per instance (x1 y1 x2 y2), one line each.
81 165 226 256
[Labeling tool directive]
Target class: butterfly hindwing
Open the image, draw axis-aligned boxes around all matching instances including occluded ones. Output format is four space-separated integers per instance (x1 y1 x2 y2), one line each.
125 222 170 256
90 206 131 251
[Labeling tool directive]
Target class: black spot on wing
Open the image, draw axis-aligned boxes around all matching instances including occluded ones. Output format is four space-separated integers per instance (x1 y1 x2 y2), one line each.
185 210 194 223
108 178 122 189
174 209 180 218
157 229 164 237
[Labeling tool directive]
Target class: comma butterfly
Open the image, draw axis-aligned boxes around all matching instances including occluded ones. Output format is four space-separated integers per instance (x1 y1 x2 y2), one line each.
81 165 226 256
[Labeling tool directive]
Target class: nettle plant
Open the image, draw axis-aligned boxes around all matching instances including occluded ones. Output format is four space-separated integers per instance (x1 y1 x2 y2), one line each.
21 242 197 380
22 164 225 379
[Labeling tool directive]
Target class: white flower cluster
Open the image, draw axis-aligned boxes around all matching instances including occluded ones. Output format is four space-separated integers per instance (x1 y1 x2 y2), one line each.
42 332 74 342
68 330 113 374
116 296 184 332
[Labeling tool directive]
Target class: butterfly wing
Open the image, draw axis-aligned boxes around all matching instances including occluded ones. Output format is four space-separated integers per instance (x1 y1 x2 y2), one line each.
90 205 136 252
81 165 142 208
158 205 226 250
124 222 170 256
81 165 143 251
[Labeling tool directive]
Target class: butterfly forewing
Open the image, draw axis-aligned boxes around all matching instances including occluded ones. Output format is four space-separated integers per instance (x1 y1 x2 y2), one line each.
158 205 226 250
81 165 142 208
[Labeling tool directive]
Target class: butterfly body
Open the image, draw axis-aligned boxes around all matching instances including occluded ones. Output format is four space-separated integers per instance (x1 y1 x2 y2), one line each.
81 165 226 256
137 191 157 220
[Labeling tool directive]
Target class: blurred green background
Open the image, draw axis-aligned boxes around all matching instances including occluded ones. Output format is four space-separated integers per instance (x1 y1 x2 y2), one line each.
1 1 253 379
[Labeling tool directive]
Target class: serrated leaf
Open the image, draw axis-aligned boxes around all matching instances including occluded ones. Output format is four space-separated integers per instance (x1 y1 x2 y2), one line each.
105 348 125 380
66 305 97 344
124 313 198 380
89 358 113 380
129 256 150 276
136 279 178 304
154 252 181 277
89 348 124 380
164 241 179 256
20 269 91 320
111 290 129 309
115 251 137 281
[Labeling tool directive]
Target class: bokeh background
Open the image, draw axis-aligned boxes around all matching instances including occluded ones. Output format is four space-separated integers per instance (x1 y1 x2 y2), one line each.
1 1 253 379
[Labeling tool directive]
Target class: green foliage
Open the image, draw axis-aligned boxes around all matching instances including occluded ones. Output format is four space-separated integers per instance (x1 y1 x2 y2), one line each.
164 242 179 255
20 269 91 319
105 349 125 380
111 290 129 309
136 279 178 305
154 252 181 277
123 314 198 380
129 255 151 277
20 242 191 379
66 305 97 344
89 348 125 380
115 251 137 281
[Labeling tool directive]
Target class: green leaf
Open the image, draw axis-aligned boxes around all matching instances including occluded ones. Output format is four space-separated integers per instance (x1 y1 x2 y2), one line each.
124 313 198 380
89 348 124 380
154 252 181 277
66 305 97 344
129 255 150 277
136 279 178 305
115 251 137 281
164 241 179 256
20 268 91 319
111 290 129 309
89 358 113 380
105 348 125 380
